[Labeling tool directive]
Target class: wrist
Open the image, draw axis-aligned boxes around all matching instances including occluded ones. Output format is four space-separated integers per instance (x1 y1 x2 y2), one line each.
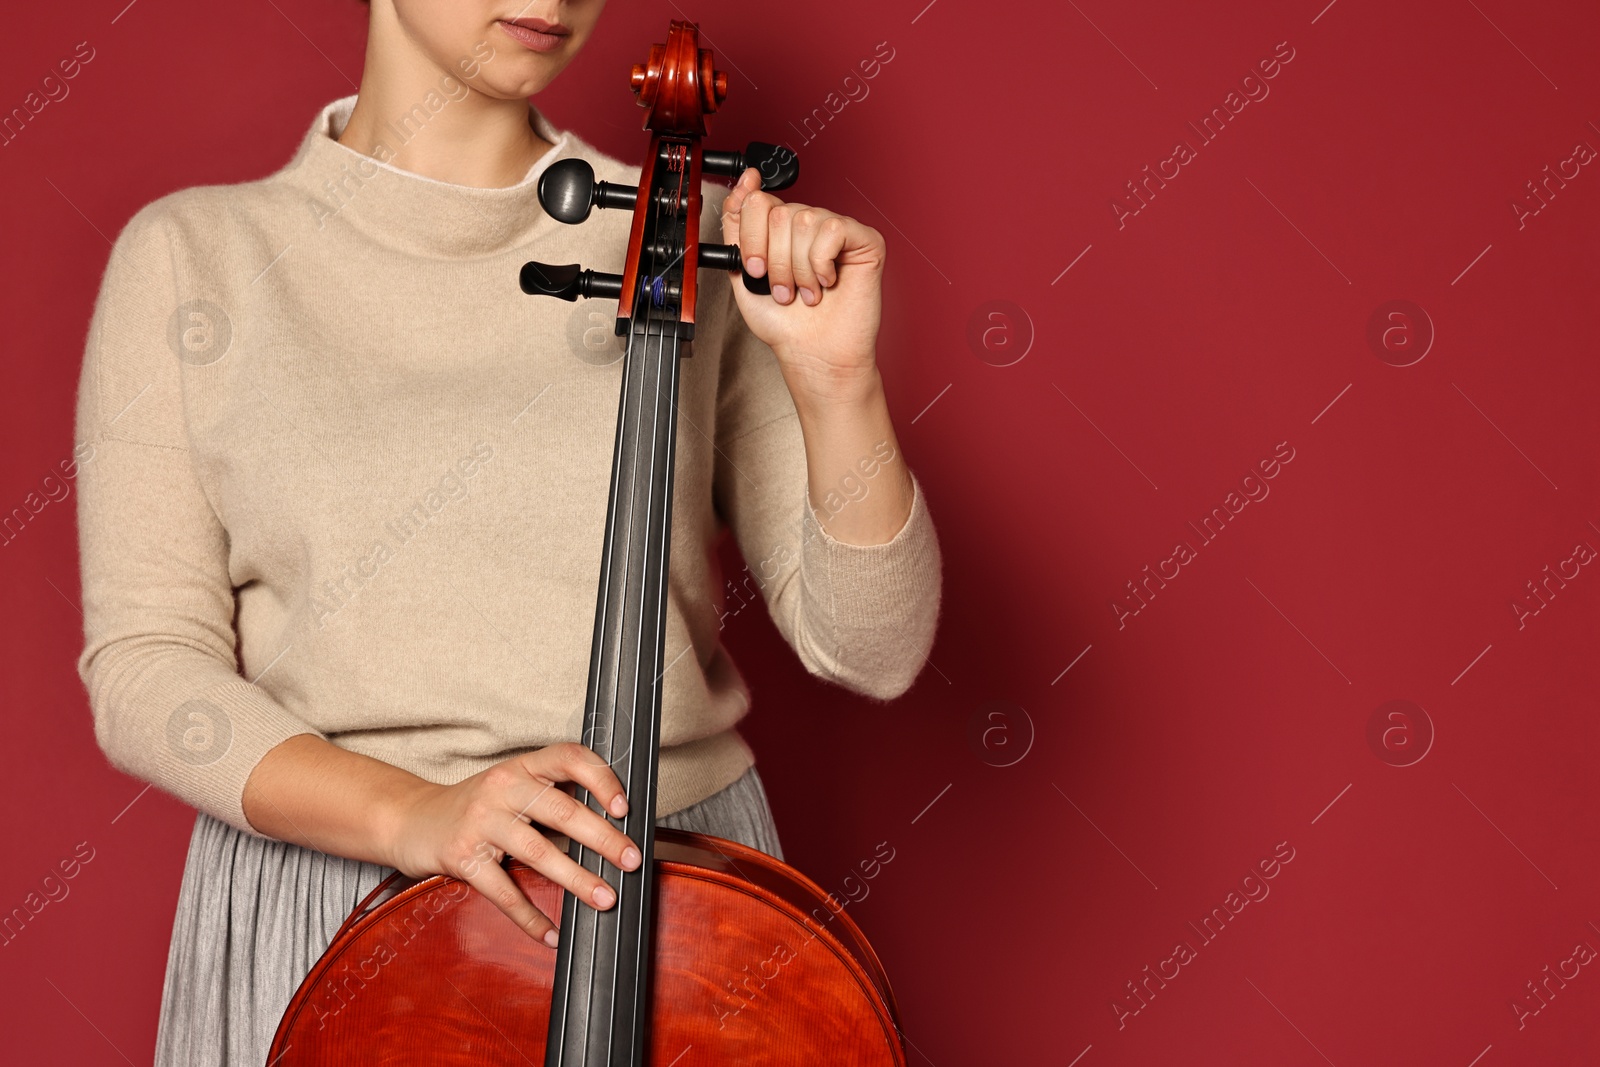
372 773 439 870
787 362 886 423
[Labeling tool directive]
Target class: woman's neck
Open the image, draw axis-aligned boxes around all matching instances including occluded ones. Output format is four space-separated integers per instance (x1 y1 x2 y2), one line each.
338 22 554 188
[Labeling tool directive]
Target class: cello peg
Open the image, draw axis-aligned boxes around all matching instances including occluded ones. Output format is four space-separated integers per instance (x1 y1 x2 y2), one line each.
698 242 772 296
520 261 625 301
538 158 638 224
702 141 800 191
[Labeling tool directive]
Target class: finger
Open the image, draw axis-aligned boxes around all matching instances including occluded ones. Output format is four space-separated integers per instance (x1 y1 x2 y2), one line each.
763 201 796 304
459 848 560 946
788 208 824 305
495 814 622 915
719 167 760 245
517 771 642 874
524 742 630 821
809 215 850 291
739 189 776 280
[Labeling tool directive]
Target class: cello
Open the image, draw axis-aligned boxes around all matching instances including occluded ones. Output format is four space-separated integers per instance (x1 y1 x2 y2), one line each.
268 20 909 1066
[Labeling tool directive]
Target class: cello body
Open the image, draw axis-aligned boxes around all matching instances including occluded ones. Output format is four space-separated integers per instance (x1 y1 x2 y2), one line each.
270 830 906 1065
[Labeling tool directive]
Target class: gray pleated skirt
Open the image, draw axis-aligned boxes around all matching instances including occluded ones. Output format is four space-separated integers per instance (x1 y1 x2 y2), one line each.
153 766 783 1067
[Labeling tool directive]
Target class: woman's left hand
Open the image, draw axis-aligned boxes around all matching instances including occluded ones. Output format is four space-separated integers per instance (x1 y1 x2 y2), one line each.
719 167 887 410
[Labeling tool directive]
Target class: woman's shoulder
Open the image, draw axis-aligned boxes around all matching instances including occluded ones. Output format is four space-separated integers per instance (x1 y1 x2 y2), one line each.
111 96 372 259
96 174 298 308
117 175 284 242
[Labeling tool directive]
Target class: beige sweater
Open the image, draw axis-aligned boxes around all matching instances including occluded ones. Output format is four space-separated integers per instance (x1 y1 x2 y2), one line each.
72 96 942 834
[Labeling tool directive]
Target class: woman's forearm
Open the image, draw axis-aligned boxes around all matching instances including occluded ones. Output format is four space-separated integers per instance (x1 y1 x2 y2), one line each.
241 733 431 866
242 734 641 944
792 366 915 547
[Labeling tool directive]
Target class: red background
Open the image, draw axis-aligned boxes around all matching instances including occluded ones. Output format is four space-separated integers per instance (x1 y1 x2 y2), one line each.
4 0 1599 1063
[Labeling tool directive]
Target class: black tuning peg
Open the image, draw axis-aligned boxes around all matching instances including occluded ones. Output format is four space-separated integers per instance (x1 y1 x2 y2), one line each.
538 158 638 224
702 142 800 191
699 243 771 296
520 261 624 301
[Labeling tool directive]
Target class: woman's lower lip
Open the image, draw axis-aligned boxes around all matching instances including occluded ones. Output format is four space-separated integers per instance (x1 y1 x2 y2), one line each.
497 20 570 52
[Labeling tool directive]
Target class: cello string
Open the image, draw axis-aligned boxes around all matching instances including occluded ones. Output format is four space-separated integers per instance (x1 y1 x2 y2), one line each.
607 141 679 1058
614 303 665 1062
604 134 691 1060
562 125 701 1062
560 261 646 1063
595 138 674 1060
558 138 662 1067
626 141 692 1055
596 271 645 1061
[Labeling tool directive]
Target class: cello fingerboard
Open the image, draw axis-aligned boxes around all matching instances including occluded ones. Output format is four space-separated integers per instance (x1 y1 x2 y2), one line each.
544 201 691 1066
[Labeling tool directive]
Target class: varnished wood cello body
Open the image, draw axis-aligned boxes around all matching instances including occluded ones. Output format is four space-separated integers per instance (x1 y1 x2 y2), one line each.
268 20 908 1067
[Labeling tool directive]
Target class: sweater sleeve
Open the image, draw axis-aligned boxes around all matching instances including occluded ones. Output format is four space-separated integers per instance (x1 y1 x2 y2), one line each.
74 204 323 834
707 275 944 702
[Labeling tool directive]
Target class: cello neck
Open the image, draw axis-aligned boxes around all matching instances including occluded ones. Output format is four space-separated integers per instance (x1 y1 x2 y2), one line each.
544 283 686 1067
523 21 795 1065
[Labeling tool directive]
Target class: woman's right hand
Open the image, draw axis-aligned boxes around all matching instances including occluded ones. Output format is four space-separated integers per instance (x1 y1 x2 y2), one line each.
379 742 642 947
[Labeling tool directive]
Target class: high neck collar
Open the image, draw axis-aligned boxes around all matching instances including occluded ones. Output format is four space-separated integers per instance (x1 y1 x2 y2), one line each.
278 94 578 259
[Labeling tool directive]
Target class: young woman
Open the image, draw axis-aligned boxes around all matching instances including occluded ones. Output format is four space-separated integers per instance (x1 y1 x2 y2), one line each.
73 1 941 1062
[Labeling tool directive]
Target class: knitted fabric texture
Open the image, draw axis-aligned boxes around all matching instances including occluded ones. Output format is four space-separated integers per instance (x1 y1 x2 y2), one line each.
73 95 942 833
